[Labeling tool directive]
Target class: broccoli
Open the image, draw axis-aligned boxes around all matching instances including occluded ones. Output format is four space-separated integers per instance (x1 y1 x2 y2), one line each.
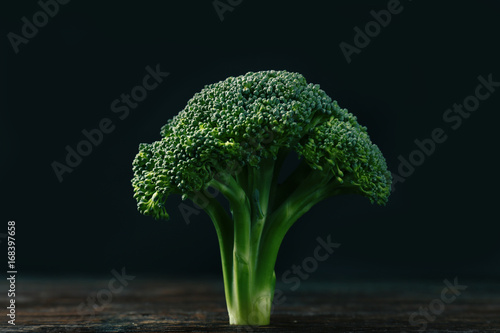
131 70 391 325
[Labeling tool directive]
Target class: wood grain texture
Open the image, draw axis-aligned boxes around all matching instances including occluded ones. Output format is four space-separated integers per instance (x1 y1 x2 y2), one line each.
1 277 499 332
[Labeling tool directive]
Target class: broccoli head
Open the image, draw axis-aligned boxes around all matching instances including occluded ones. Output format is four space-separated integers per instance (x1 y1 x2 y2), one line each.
132 70 391 325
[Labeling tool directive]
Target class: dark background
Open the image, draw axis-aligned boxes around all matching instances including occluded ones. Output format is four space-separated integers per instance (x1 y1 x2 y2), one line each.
1 0 499 282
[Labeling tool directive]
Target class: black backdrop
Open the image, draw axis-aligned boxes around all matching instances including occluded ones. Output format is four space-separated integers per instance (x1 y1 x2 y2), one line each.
1 0 499 280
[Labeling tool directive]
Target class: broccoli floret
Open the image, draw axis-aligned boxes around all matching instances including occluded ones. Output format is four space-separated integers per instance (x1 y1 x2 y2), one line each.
131 70 391 325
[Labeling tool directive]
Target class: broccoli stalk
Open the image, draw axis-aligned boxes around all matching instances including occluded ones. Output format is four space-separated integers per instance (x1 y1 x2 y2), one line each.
132 70 391 325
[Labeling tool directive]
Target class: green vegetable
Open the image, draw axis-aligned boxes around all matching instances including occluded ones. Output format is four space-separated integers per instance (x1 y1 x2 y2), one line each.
132 70 391 325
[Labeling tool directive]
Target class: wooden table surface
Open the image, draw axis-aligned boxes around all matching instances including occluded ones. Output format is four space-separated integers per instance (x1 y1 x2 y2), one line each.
1 277 499 332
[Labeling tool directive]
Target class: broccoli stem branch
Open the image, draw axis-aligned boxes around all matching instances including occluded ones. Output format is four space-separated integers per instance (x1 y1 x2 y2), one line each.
249 157 276 262
204 157 349 325
209 174 256 324
208 159 280 325
193 192 234 311
256 166 332 286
